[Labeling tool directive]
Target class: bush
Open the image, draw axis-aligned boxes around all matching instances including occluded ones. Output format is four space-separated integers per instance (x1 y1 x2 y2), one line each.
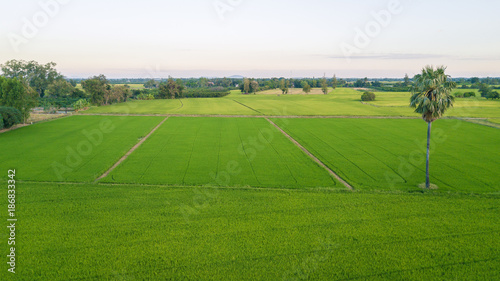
72 99 92 112
183 88 231 98
0 106 23 128
361 91 376 101
487 91 500 100
137 93 155 100
0 117 4 130
464 92 476 98
454 92 464 98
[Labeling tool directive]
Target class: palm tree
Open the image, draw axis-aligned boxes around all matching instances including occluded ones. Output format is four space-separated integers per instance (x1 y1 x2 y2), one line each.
410 66 456 189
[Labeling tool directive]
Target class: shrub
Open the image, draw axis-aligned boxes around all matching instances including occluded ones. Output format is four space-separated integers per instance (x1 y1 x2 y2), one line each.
487 91 500 100
137 93 155 100
464 92 476 98
0 117 4 130
361 91 376 101
72 99 92 112
454 92 464 98
0 106 23 128
183 88 231 98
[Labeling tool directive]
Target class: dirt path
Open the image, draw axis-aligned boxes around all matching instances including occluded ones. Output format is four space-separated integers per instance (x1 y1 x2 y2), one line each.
78 113 419 119
265 118 354 190
95 117 169 182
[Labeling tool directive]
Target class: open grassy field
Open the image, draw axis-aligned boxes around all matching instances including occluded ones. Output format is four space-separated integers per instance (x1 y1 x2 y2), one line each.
0 116 164 182
4 182 498 280
368 90 500 118
272 118 500 193
3 92 499 280
81 88 500 118
101 117 339 188
84 98 259 115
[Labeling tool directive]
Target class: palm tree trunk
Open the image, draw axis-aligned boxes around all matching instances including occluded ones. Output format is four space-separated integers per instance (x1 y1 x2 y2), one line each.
426 121 432 188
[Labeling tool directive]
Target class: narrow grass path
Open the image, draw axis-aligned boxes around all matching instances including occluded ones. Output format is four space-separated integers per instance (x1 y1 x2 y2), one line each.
265 118 354 190
95 117 169 182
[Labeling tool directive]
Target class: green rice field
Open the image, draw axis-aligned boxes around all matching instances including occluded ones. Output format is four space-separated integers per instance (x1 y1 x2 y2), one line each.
102 117 339 188
272 118 500 193
1 91 499 280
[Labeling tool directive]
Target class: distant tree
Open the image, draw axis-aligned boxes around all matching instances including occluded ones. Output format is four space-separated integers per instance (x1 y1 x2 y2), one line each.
158 77 183 99
81 75 110 105
469 77 480 84
198 77 209 88
410 66 456 189
403 74 411 87
372 80 382 87
361 91 376 101
45 79 74 98
0 76 38 123
0 59 62 97
68 79 77 87
478 83 492 98
332 75 338 90
222 77 231 88
243 78 250 94
354 79 364 87
301 81 311 94
321 77 328 95
487 91 500 100
144 79 158 89
110 85 131 103
175 79 185 98
250 80 259 94
279 79 289 95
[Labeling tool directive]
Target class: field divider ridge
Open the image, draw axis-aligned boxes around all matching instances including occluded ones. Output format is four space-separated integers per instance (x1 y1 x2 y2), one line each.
265 118 354 191
94 117 169 182
230 99 265 115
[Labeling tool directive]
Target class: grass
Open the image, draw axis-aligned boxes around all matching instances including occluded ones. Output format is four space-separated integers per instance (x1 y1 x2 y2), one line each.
0 115 164 182
272 118 500 193
81 88 500 118
101 117 339 188
4 182 499 280
84 98 259 115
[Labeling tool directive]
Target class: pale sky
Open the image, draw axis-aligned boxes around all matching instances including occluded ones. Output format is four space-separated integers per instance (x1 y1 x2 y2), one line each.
1 0 499 78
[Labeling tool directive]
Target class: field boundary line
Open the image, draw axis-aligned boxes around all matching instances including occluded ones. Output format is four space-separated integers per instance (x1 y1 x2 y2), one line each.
265 118 354 191
94 117 169 182
77 113 422 119
230 99 265 115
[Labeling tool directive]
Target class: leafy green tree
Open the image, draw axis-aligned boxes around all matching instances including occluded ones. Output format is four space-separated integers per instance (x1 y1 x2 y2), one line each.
332 75 338 90
321 77 328 95
410 66 456 189
176 79 185 98
45 79 74 98
301 81 311 94
279 79 289 95
144 79 158 89
81 75 110 105
250 80 259 94
0 106 23 128
403 74 411 87
478 83 492 98
1 60 62 97
487 91 500 100
243 78 250 94
0 76 38 123
158 77 183 99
